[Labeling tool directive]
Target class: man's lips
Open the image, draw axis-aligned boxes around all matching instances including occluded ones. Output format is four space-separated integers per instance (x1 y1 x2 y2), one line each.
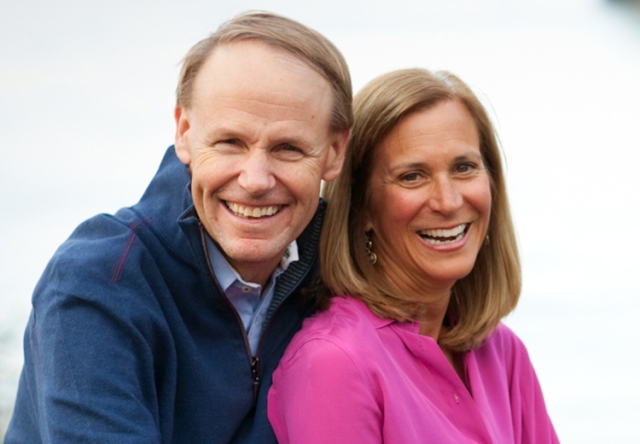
225 201 283 219
418 223 469 245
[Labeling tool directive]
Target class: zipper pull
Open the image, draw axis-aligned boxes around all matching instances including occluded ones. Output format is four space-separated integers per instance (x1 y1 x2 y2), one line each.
251 357 260 403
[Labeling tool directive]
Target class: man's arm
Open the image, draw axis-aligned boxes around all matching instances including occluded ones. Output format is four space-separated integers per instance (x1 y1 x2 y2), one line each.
6 231 171 443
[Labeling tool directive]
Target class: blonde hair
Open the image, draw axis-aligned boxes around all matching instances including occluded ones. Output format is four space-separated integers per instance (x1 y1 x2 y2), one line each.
176 11 352 133
321 68 520 351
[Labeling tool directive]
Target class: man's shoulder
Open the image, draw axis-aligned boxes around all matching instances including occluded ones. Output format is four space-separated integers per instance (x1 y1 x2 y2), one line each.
32 213 158 307
53 207 154 265
32 146 198 311
51 146 195 273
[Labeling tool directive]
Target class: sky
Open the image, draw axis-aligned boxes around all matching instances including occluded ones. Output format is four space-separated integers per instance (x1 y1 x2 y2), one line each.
1 0 640 442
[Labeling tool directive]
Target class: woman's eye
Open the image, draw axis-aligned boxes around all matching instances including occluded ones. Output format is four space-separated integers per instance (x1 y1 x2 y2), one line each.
456 163 476 173
401 172 421 182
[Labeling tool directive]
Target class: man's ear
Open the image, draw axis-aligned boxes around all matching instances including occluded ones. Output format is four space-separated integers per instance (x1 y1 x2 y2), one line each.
174 106 192 165
321 129 350 182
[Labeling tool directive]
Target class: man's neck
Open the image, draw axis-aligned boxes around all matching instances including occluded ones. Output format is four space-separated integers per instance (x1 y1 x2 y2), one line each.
226 256 282 288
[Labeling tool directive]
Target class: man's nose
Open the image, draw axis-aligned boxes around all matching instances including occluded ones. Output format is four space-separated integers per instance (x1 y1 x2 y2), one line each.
428 177 463 214
237 150 276 195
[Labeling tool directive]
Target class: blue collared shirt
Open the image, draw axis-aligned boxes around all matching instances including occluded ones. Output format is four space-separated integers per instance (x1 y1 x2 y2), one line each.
205 235 299 356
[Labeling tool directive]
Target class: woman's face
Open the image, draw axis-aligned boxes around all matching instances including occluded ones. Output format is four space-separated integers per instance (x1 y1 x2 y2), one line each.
364 100 492 291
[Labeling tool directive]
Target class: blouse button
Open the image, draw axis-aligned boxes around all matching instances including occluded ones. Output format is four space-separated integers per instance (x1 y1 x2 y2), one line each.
453 393 460 404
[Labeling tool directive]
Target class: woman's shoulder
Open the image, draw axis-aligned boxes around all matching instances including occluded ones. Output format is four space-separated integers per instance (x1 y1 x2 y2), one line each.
279 295 387 366
475 323 535 373
474 326 559 442
298 295 381 340
485 323 528 352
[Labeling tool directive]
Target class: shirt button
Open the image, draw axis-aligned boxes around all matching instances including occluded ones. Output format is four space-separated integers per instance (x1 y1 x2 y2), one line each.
241 286 251 293
453 393 460 404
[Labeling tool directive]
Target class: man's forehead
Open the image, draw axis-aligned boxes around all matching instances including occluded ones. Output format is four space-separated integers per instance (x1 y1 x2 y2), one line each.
189 41 334 126
200 40 325 88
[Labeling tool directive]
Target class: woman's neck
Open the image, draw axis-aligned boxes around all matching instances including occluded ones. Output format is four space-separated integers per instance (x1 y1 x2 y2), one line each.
412 286 470 391
416 289 451 340
380 271 469 388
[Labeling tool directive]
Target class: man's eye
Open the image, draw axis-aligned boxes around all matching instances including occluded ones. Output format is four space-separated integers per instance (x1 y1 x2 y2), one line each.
275 144 305 160
213 139 242 153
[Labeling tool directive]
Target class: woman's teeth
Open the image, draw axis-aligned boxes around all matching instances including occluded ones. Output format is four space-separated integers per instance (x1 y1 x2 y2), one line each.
226 202 282 218
419 223 468 244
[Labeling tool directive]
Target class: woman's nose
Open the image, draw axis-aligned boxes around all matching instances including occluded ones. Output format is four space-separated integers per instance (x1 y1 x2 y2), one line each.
428 177 463 214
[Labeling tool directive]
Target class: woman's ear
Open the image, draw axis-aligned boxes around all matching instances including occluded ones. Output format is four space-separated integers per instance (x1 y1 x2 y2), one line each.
364 216 373 233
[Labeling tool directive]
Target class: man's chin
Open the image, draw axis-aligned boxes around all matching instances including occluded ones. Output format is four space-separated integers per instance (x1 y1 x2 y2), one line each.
220 240 289 279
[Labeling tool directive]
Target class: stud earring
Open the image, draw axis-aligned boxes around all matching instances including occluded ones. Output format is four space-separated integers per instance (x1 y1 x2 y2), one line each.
365 233 377 265
484 234 490 246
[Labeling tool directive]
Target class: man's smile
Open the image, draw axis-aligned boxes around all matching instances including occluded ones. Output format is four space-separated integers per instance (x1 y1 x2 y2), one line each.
225 201 283 219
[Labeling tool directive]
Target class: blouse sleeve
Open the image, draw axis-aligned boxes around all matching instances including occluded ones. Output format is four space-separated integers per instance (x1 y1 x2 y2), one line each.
268 337 382 444
506 329 560 444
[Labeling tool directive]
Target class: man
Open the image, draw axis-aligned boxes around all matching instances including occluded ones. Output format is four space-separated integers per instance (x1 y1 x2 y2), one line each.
5 12 351 443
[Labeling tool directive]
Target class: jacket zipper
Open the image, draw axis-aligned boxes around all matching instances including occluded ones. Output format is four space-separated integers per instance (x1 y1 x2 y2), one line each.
198 224 261 403
253 246 315 382
251 356 260 401
198 223 316 404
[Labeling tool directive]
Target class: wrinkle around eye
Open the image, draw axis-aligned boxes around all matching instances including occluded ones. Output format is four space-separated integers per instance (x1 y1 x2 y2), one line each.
273 144 305 161
455 164 473 173
210 139 245 154
453 162 481 176
397 172 428 187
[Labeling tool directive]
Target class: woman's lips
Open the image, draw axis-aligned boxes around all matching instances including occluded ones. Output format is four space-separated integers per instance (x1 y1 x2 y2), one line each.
418 223 469 245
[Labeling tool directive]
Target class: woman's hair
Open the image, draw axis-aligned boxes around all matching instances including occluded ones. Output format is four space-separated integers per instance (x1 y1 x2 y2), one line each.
320 68 521 351
176 11 352 134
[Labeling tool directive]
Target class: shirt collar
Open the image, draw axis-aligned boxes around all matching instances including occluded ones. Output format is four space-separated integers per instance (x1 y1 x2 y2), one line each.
205 234 298 291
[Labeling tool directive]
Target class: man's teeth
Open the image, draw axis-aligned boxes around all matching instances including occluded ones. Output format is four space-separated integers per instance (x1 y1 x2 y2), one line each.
419 224 468 244
226 202 282 218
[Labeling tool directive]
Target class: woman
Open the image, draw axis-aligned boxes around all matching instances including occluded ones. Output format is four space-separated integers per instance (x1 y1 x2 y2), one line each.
268 68 559 443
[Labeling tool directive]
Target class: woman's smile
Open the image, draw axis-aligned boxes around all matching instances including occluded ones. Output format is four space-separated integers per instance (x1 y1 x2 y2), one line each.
418 222 469 245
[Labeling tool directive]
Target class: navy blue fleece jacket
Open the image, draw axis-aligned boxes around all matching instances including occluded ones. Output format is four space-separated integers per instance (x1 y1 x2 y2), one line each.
5 146 322 443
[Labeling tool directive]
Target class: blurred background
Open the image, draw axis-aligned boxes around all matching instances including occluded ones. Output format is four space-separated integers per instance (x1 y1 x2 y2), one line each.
1 0 639 442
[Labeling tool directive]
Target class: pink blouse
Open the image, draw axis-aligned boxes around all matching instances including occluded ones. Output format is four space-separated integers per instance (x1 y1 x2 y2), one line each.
268 296 559 443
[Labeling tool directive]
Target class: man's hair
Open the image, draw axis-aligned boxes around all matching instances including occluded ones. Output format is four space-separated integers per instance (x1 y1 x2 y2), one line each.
176 11 352 133
320 68 521 352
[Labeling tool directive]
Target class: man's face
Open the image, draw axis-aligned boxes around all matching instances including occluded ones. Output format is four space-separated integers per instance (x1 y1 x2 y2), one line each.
175 41 347 285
